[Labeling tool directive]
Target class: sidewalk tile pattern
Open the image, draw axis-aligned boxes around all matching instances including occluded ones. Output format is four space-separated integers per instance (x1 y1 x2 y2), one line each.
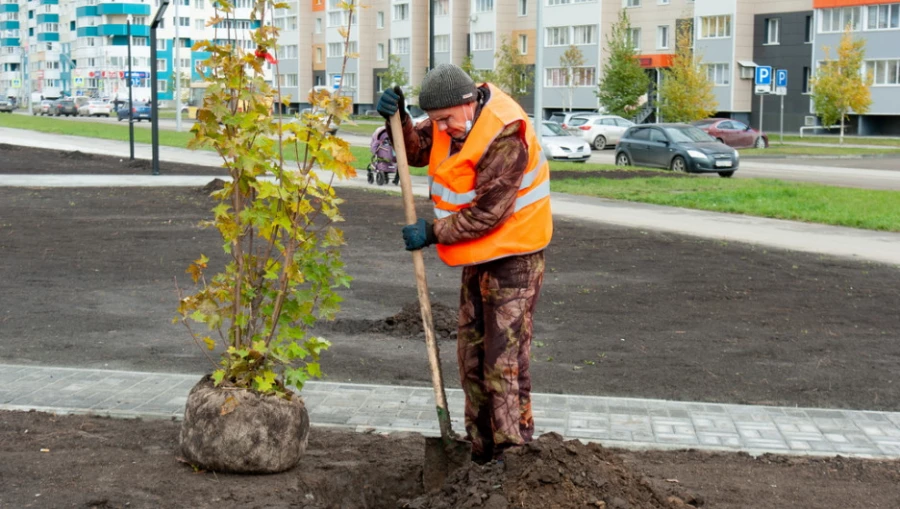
3 364 900 459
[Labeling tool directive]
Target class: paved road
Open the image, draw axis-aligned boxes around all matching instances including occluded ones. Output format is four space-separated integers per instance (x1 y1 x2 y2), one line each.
12 111 900 191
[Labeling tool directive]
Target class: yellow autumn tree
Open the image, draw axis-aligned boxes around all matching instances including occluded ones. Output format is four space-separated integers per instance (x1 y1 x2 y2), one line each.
658 20 717 123
810 25 871 144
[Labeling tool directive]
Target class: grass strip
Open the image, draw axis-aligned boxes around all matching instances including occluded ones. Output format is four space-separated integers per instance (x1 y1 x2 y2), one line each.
780 135 900 148
742 143 900 157
551 175 900 231
0 113 373 170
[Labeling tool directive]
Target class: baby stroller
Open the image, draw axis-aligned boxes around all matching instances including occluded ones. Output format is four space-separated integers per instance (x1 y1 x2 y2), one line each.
367 126 400 186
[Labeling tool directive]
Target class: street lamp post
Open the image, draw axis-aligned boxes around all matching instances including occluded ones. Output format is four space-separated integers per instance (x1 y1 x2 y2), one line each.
150 0 171 176
127 15 135 160
174 0 181 132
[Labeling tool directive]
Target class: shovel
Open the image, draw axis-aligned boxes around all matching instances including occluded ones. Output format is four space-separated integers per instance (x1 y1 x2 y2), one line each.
388 112 471 491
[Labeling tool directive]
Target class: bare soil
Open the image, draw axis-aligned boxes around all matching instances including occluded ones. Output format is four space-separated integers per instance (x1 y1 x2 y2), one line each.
2 145 900 508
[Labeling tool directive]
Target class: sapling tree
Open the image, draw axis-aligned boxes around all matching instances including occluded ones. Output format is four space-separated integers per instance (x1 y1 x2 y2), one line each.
178 0 357 399
810 25 871 144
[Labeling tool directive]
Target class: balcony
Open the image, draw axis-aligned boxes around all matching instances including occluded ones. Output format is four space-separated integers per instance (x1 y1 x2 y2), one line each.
95 3 151 16
0 37 19 46
98 23 149 37
0 20 18 30
37 32 59 42
36 14 59 24
0 3 18 13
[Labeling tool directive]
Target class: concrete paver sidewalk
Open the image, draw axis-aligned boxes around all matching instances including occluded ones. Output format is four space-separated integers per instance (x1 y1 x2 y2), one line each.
3 364 900 459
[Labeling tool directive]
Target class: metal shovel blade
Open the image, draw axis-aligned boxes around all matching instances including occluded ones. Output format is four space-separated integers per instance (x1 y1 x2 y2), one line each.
423 435 472 492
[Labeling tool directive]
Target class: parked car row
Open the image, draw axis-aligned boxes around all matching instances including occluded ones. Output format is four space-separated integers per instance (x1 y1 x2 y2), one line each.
0 97 16 113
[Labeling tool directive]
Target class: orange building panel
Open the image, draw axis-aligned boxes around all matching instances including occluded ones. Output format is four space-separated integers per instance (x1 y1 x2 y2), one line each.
814 0 896 7
637 54 674 69
312 0 325 12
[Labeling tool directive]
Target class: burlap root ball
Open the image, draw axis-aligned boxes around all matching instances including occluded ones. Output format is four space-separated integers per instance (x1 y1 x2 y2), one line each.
178 376 310 474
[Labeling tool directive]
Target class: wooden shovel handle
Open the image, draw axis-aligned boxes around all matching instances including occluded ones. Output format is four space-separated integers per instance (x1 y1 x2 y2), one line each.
388 113 456 442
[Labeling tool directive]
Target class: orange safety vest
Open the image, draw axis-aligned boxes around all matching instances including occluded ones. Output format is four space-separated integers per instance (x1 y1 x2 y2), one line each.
427 84 552 267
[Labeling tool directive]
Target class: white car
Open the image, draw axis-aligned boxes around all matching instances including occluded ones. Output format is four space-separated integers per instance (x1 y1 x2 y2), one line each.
565 114 635 150
529 117 591 163
78 100 111 117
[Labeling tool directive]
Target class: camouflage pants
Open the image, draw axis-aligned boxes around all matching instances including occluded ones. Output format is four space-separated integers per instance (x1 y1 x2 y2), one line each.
457 251 545 461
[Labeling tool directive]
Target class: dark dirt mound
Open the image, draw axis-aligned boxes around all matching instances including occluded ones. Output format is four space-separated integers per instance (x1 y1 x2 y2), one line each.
552 170 689 180
62 150 95 160
403 433 698 509
323 301 458 341
0 143 22 151
127 159 152 170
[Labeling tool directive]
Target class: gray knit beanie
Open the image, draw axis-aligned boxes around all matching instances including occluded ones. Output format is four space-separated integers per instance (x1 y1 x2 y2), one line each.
418 64 478 111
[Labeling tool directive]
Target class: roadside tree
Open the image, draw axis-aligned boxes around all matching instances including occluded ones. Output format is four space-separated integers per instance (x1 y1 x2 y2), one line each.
559 45 586 112
492 35 533 104
597 10 649 118
378 54 408 89
810 25 871 144
658 21 717 123
461 53 495 84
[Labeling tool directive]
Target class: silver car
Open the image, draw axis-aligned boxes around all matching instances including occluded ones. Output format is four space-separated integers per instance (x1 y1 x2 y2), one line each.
532 118 591 163
566 114 635 150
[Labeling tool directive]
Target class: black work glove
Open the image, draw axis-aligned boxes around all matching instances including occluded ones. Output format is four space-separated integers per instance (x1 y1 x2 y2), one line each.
376 86 406 120
401 218 437 251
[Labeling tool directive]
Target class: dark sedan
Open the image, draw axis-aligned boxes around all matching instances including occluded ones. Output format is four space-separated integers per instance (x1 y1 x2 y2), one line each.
117 103 153 122
614 123 739 178
53 99 78 117
692 118 768 149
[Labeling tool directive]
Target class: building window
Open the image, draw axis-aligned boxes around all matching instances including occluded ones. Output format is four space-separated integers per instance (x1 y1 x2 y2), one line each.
473 31 494 51
866 59 900 85
657 25 669 49
195 0 204 8
802 66 811 93
327 42 342 57
699 15 731 38
658 0 669 4
377 11 384 28
475 0 494 12
572 67 596 86
819 7 860 33
627 27 641 50
393 37 410 55
573 25 597 45
435 0 449 16
866 4 900 30
194 19 205 30
157 59 166 71
706 63 730 85
545 67 596 87
545 26 569 46
392 3 408 21
177 16 189 27
434 34 449 53
315 47 323 63
805 15 813 43
157 39 166 50
158 80 167 92
285 74 298 87
518 34 527 54
315 18 322 33
518 0 527 16
764 18 780 44
626 0 641 7
376 43 385 60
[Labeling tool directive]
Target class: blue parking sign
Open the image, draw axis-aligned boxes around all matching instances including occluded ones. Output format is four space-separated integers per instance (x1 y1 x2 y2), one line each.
755 66 772 94
776 69 788 87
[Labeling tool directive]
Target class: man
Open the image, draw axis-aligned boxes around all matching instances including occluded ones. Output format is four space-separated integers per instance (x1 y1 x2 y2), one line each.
376 64 552 463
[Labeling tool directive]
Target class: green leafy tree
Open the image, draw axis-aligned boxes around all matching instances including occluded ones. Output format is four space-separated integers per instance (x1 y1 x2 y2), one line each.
810 25 871 144
658 20 717 123
179 0 356 398
168 70 191 107
597 10 649 118
377 54 408 89
559 45 585 112
492 35 533 103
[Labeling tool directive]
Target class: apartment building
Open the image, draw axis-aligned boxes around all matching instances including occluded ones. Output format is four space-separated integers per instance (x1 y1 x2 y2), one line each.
810 0 900 134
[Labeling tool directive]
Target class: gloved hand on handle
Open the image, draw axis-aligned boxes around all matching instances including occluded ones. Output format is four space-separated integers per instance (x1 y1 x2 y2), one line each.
401 218 437 251
377 86 406 121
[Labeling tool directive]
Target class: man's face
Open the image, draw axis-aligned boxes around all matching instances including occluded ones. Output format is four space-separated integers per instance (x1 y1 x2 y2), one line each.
427 102 474 140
